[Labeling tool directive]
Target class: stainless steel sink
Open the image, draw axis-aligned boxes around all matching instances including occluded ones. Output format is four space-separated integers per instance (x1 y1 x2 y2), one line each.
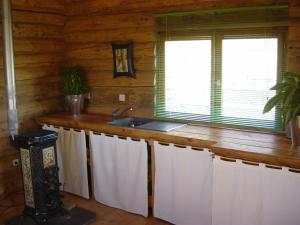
107 117 152 128
107 117 186 132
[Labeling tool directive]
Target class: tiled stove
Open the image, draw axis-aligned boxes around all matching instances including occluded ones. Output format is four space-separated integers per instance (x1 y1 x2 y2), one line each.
6 129 96 225
17 130 63 224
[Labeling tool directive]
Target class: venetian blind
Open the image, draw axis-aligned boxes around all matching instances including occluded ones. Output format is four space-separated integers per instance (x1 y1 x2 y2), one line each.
155 5 288 131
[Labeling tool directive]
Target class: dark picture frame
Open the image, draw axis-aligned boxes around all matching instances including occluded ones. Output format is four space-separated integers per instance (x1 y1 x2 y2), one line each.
112 42 135 78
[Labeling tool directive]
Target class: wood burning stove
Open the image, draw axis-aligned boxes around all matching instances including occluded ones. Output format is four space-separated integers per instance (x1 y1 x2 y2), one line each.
16 130 63 224
6 129 96 225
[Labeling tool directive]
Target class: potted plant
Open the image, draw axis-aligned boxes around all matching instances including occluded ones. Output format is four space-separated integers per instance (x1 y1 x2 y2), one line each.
263 72 300 147
62 65 87 116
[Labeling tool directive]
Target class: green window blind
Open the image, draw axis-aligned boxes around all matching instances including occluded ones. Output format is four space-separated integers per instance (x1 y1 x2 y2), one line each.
155 5 288 131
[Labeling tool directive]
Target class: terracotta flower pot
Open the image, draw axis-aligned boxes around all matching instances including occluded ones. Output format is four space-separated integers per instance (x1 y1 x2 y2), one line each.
290 117 300 148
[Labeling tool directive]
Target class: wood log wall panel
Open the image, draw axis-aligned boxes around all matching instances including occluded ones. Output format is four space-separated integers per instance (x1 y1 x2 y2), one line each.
0 1 65 223
12 24 64 39
18 91 62 113
64 13 154 32
14 54 64 66
12 11 65 26
64 9 157 116
87 87 154 117
65 27 155 44
288 1 300 73
12 39 66 54
63 0 289 16
0 64 62 82
0 144 18 158
0 25 65 39
85 70 154 87
66 42 154 61
11 0 64 14
90 87 154 106
17 98 63 117
0 171 24 223
68 57 154 73
0 0 298 222
0 105 8 123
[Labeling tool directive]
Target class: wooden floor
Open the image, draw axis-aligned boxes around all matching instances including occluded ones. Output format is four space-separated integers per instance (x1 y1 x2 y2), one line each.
0 192 24 225
2 193 170 225
64 193 170 225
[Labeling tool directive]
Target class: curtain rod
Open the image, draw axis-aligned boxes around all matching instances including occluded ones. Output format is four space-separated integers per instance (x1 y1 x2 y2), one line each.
153 5 288 18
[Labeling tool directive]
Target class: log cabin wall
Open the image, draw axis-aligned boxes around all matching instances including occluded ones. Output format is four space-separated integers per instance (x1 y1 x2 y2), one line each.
0 0 299 222
63 0 300 118
288 0 300 73
0 0 65 222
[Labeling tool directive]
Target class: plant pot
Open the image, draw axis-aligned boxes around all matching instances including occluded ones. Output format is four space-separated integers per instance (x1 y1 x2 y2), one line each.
65 94 84 116
290 116 300 148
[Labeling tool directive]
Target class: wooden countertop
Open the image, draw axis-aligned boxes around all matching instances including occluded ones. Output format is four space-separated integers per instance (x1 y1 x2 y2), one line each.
36 112 300 169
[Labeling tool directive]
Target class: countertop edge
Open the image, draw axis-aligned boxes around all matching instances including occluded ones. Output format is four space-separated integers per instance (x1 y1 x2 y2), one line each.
35 113 300 169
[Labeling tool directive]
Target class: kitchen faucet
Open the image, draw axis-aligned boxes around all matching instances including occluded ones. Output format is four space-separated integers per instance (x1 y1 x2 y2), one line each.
112 105 133 121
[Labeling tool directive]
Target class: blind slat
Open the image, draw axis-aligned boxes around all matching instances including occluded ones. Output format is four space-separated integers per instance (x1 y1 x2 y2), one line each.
155 6 288 131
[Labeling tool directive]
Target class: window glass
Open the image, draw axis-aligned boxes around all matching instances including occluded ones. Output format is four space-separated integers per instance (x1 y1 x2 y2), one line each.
165 40 211 115
222 38 278 121
155 6 287 131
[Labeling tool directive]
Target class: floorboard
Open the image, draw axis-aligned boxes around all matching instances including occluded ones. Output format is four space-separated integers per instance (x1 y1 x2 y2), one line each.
63 193 170 225
2 192 170 225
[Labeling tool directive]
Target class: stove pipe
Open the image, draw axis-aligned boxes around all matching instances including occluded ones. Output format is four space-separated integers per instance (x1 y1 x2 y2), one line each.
2 0 19 139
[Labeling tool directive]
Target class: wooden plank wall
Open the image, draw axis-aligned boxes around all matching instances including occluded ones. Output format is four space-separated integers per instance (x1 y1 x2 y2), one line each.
0 0 299 222
0 1 65 222
289 0 300 73
63 0 300 119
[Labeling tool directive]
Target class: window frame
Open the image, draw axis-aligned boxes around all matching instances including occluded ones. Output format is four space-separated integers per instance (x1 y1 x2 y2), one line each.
155 29 287 131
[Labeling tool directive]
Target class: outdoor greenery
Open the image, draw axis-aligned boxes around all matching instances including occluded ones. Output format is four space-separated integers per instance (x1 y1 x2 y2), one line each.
62 65 87 95
263 72 300 126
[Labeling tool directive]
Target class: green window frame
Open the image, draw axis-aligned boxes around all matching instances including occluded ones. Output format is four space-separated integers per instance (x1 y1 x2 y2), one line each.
155 30 287 131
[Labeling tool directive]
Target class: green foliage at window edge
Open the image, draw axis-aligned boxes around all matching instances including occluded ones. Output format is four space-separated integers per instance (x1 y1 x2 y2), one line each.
263 72 300 126
62 65 87 95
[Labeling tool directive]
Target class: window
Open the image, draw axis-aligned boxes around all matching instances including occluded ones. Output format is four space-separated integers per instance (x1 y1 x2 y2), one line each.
165 40 211 116
155 6 288 131
221 38 278 123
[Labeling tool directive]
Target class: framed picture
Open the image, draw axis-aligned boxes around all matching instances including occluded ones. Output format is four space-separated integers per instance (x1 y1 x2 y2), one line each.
112 42 135 78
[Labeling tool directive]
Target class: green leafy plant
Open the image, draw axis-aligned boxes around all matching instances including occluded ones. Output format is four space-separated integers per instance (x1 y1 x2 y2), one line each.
263 72 300 126
62 65 87 95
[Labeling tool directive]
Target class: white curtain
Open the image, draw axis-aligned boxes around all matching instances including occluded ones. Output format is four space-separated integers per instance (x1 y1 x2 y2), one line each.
212 156 300 225
42 124 64 189
55 127 89 199
89 132 148 217
153 141 213 225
